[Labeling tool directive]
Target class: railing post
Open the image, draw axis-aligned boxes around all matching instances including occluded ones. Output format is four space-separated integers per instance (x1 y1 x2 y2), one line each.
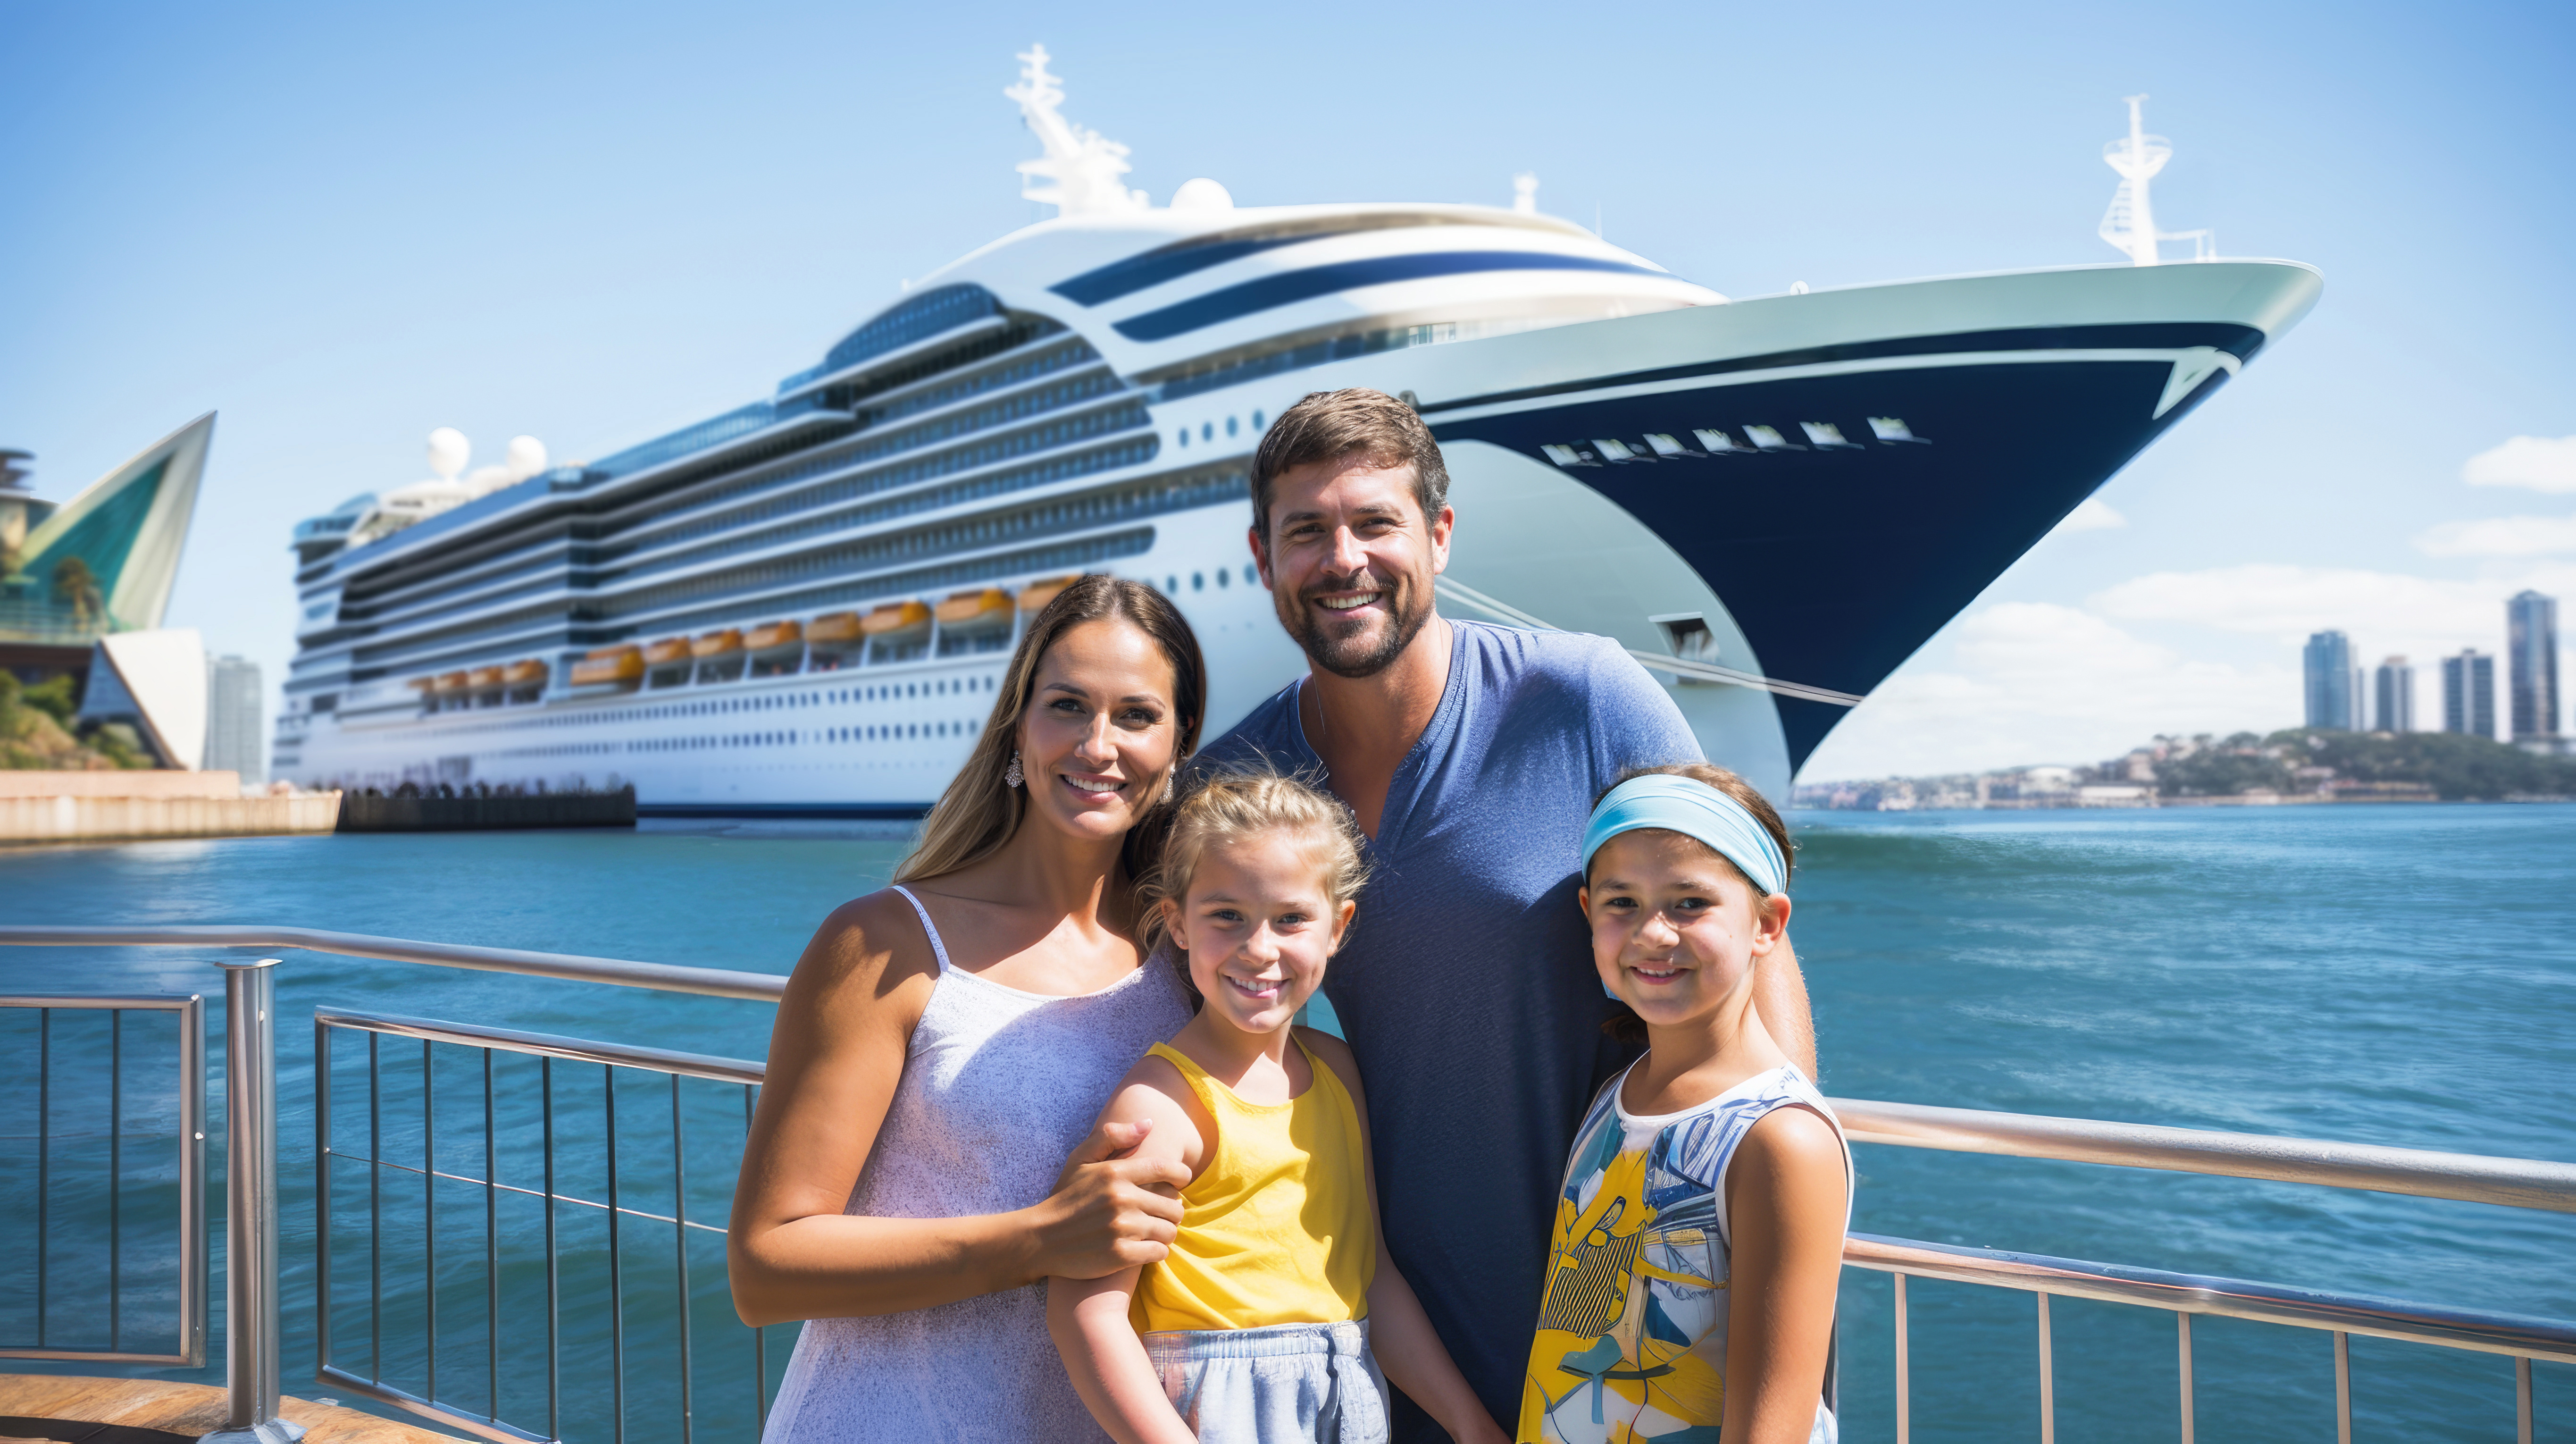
205 958 308 1444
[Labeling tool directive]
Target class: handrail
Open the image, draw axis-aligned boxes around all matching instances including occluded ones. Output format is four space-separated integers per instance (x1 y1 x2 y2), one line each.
0 924 785 1001
1830 1097 2576 1214
1845 1233 2576 1364
315 1008 767 1086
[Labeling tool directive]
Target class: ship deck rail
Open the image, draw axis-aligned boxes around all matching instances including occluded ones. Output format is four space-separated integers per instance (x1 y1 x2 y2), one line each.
3 924 2569 1444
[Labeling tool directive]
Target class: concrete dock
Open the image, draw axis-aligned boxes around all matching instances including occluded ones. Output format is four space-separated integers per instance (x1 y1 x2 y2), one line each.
0 772 339 845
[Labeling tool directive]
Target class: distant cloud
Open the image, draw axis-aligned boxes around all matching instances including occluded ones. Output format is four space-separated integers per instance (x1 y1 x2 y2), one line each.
2415 512 2576 558
1802 602 2283 779
2463 435 2576 494
2090 563 2500 644
2053 497 2128 532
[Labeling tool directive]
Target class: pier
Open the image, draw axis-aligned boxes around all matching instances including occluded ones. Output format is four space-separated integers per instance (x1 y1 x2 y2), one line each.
0 774 338 847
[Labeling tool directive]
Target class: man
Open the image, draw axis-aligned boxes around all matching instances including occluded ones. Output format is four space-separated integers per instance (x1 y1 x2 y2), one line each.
1192 388 1817 1438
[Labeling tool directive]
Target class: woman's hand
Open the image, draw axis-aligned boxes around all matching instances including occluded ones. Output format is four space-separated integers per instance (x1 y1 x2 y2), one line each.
1033 1117 1191 1280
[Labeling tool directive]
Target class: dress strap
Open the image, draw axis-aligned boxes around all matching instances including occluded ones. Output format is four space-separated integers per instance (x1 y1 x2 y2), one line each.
887 885 956 974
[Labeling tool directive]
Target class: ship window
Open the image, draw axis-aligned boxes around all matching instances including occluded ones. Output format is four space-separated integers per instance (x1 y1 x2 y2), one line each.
1192 572 1204 591
1178 429 1189 447
1253 410 1265 429
1200 423 1213 442
1245 564 1258 585
1167 576 1179 592
1217 568 1229 587
1227 416 1238 437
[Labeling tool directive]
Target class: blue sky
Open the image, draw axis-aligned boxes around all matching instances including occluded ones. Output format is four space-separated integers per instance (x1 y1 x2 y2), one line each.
5 0 2570 778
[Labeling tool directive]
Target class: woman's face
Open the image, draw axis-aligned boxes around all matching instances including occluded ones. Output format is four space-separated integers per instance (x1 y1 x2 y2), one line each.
1581 829 1790 1033
1015 617 1185 848
1166 828 1353 1037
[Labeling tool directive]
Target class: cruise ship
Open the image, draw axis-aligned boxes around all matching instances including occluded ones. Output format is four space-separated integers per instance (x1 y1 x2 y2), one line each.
275 59 2319 814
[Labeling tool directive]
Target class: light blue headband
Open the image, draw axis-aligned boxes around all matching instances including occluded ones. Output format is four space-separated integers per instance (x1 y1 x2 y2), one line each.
1581 775 1787 896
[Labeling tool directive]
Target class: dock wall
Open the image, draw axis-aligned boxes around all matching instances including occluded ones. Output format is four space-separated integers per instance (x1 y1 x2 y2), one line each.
337 786 636 832
0 789 342 844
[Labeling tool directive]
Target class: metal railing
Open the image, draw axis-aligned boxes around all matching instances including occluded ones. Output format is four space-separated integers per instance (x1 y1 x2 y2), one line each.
6 923 2573 1444
0 991 206 1367
311 1008 784 1444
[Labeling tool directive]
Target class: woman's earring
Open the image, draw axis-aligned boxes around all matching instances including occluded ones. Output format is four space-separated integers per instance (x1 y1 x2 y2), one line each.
1162 770 1176 804
1004 752 1024 789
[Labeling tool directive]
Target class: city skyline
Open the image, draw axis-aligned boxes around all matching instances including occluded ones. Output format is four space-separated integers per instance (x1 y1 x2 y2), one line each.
4 0 2571 782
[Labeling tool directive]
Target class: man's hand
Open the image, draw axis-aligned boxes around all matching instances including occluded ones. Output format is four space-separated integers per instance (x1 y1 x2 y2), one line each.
1034 1117 1189 1281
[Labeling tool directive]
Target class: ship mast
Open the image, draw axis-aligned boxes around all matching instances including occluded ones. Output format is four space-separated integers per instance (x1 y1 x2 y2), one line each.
1005 45 1149 217
2098 95 2213 266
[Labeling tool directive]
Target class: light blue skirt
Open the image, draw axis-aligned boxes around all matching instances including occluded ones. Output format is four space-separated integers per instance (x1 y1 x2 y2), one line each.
1142 1318 1389 1444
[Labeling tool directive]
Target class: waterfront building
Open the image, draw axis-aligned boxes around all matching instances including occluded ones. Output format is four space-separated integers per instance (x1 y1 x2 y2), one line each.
2372 655 2413 733
205 653 264 779
2507 590 2559 743
0 415 215 700
2303 630 2355 730
272 57 2319 812
2442 648 2495 739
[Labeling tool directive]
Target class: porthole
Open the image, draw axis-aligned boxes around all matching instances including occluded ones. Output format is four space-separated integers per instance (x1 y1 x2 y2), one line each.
1178 429 1189 447
1226 416 1239 437
1200 422 1213 442
1217 568 1229 588
1192 572 1204 591
1252 410 1265 429
1167 576 1179 592
1244 564 1258 585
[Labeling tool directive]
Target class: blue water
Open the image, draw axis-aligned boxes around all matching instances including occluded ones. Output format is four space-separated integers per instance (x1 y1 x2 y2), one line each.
2 805 2571 1442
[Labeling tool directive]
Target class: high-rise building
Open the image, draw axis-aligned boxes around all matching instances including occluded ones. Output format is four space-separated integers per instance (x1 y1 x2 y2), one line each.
2443 649 2496 739
2373 656 2414 732
2303 630 2356 730
204 654 263 779
2508 590 2560 742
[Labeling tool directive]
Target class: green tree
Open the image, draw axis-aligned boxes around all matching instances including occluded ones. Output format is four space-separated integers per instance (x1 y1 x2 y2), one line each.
18 672 76 724
51 554 103 630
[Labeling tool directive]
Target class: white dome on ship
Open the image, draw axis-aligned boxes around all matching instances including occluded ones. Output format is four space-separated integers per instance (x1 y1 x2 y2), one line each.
1170 177 1233 212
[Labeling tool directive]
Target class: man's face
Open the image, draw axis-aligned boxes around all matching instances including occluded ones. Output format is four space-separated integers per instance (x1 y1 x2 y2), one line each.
1253 455 1453 680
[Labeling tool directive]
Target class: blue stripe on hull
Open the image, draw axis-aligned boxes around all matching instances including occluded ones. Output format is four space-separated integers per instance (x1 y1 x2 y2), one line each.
1433 355 2226 770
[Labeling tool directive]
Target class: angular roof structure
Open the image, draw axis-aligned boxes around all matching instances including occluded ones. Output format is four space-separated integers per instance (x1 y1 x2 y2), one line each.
4 412 214 643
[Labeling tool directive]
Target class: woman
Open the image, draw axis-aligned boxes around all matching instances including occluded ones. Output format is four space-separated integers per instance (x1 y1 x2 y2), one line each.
730 575 1206 1442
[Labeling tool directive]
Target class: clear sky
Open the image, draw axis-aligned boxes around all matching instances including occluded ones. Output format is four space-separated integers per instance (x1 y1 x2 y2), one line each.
5 0 2570 780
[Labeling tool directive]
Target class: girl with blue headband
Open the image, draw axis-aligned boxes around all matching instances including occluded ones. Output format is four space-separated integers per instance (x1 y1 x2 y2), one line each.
1518 764 1851 1444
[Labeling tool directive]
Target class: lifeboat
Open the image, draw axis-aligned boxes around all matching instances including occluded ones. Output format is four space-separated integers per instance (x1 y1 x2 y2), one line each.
434 671 471 692
862 600 931 638
406 676 436 692
1018 575 1078 614
502 659 549 686
467 666 505 688
569 647 644 688
803 611 863 671
937 588 1013 633
691 629 744 658
642 636 692 666
745 620 803 651
807 612 862 645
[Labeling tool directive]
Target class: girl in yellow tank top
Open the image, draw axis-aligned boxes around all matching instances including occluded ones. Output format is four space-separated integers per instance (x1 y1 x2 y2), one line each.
1050 771 1507 1444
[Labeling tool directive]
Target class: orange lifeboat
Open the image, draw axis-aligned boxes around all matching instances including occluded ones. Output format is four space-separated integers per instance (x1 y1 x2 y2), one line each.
691 629 744 659
1018 575 1078 614
805 612 862 645
937 588 1013 633
502 659 549 686
569 647 644 687
434 671 471 692
466 666 505 688
641 636 692 666
861 600 931 638
744 619 803 652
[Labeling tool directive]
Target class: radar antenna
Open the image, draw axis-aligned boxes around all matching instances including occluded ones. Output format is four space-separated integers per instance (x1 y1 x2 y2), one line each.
1005 45 1149 217
2098 95 2213 266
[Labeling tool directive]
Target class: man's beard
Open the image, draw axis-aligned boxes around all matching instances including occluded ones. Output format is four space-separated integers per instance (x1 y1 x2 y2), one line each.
1281 571 1435 680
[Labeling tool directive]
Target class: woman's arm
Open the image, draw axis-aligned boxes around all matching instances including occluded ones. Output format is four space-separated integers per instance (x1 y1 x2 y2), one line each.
1303 1030 1511 1444
1719 1105 1848 1444
727 894 1191 1326
1047 1066 1207 1444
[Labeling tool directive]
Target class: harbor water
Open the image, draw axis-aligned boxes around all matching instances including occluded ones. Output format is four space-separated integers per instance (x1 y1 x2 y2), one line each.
3 804 2571 1441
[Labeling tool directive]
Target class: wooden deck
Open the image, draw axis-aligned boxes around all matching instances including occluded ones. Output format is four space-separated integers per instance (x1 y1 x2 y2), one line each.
0 1375 463 1444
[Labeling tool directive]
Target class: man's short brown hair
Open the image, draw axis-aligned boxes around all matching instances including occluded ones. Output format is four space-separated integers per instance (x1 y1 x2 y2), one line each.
1249 388 1450 544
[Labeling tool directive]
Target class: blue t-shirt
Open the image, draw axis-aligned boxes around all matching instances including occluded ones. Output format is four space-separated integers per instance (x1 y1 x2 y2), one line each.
1194 619 1704 1436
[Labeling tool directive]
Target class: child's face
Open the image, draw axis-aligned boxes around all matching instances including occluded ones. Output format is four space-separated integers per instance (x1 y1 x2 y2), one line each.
1166 828 1355 1037
1581 829 1791 1032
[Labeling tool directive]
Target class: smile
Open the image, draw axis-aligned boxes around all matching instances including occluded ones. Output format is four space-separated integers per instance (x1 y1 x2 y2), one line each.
1314 591 1381 612
1223 973 1283 1000
1631 964 1684 983
1057 771 1126 798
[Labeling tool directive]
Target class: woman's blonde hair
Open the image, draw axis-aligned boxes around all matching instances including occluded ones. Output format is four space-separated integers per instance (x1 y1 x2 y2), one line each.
1137 767 1372 1003
895 575 1206 885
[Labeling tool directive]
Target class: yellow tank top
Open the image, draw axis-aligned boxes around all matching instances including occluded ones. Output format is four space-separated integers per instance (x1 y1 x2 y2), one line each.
1130 1033 1377 1334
